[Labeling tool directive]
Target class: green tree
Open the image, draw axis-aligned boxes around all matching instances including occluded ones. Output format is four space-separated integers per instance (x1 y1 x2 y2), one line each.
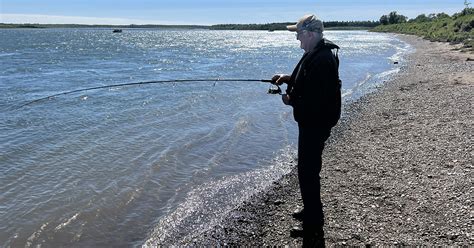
388 11 407 24
436 13 450 19
380 15 389 25
412 14 430 22
452 7 474 18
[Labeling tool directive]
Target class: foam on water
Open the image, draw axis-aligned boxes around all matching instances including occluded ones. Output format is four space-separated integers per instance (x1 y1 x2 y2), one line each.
144 146 296 245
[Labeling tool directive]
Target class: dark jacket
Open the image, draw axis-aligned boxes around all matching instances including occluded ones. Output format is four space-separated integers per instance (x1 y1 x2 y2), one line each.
286 38 341 129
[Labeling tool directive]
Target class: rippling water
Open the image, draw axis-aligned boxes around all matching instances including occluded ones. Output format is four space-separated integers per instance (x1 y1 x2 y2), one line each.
0 29 411 247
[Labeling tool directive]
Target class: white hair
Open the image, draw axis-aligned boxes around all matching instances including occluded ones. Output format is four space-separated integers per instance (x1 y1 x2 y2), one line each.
309 30 324 43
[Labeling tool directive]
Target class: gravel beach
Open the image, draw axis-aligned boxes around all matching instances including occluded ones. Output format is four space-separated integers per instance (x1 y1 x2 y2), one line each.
164 35 473 246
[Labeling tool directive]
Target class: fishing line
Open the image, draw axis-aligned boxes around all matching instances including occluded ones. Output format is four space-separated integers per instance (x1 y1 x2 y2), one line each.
20 78 277 108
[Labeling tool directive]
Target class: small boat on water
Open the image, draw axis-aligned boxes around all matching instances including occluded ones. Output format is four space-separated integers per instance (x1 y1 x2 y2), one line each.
113 29 122 33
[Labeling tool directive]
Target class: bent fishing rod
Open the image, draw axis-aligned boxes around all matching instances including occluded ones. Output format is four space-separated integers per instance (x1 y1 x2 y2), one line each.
20 78 283 108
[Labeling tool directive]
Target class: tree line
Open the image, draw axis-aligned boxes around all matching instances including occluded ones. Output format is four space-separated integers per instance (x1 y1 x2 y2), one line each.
0 23 210 29
379 7 474 25
0 21 380 30
373 7 473 51
209 21 379 30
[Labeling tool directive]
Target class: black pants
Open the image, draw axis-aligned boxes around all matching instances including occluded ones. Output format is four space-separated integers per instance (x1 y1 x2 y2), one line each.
297 124 331 232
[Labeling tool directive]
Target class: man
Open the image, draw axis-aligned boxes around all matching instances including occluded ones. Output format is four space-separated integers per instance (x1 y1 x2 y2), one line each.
272 14 341 246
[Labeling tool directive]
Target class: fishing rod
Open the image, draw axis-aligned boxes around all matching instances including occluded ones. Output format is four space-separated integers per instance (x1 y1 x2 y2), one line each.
20 78 282 108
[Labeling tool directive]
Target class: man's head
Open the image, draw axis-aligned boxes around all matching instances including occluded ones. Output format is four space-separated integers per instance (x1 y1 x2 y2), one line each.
287 14 324 52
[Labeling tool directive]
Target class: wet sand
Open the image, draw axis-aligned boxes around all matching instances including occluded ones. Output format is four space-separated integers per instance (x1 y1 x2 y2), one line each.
167 35 473 246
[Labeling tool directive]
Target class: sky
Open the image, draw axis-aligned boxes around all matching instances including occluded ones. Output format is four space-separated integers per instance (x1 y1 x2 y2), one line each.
0 0 467 25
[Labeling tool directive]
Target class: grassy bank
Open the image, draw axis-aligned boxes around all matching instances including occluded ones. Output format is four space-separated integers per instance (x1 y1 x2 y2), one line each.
372 9 473 52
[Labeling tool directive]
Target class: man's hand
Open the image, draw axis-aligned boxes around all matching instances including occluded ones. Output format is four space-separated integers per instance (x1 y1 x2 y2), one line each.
271 74 291 86
282 94 291 105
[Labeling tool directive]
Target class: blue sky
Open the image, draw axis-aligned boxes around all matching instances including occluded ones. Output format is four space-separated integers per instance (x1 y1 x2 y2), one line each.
0 0 467 25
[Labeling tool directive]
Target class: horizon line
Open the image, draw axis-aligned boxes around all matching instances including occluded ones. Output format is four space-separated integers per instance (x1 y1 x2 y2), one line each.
0 13 380 26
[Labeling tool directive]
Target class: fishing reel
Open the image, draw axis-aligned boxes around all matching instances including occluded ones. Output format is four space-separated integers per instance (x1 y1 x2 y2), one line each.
267 85 282 95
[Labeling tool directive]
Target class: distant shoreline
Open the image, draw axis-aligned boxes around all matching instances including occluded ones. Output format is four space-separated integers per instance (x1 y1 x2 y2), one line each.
0 22 378 30
0 23 209 29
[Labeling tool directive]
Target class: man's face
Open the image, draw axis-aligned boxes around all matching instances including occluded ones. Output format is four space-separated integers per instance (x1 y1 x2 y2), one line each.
296 30 312 52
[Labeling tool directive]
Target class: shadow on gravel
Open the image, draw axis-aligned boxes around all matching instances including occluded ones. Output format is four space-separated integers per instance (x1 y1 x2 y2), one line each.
290 224 326 247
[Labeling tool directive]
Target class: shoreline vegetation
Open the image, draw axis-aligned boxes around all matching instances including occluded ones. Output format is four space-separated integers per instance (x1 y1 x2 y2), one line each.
372 8 473 52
